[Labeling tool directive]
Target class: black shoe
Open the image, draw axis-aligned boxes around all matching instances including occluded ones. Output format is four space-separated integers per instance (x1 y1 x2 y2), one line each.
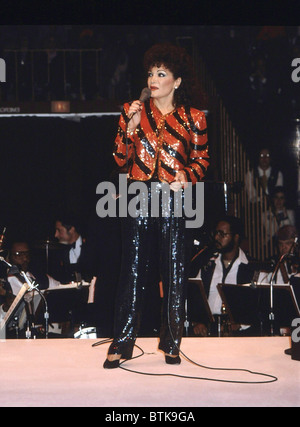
103 358 120 369
103 348 133 369
107 344 133 361
165 355 181 365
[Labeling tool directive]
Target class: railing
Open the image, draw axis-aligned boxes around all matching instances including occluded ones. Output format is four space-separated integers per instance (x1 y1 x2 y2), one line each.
197 54 275 261
1 48 103 102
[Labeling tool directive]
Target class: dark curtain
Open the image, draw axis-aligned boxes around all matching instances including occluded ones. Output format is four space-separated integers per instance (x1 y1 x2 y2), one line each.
0 115 119 242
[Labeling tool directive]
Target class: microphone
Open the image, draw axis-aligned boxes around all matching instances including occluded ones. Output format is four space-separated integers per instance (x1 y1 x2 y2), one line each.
0 258 30 287
285 237 298 259
127 87 151 120
0 258 24 282
139 87 151 103
8 264 21 275
8 264 27 284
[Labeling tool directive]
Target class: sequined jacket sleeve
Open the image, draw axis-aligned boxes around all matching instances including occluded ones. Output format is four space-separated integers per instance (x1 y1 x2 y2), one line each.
113 99 209 185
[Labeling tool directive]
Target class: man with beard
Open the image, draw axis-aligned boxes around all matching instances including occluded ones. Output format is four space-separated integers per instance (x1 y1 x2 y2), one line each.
188 215 256 336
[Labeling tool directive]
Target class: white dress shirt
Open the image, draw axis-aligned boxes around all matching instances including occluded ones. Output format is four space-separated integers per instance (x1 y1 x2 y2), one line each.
197 248 249 315
245 166 283 202
69 236 82 264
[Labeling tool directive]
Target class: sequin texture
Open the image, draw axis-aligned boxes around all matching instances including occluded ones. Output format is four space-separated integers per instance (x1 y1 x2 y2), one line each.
113 98 209 184
108 98 209 357
108 183 188 356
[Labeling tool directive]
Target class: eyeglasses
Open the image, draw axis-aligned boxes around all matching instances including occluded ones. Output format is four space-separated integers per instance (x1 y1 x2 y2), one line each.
259 153 270 158
12 251 30 257
214 230 232 238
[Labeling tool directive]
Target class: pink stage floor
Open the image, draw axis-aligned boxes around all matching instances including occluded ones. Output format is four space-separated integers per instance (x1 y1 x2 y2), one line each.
0 336 299 407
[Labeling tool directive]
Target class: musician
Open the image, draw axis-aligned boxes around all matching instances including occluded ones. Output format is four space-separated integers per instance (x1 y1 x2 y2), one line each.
257 225 299 284
188 215 256 336
262 186 296 244
256 225 300 335
0 240 60 337
50 212 90 283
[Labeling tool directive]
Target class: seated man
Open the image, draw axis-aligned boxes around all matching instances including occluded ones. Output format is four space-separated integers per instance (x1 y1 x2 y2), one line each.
51 212 108 336
50 212 89 283
188 215 256 337
257 225 299 284
256 225 300 335
0 240 60 338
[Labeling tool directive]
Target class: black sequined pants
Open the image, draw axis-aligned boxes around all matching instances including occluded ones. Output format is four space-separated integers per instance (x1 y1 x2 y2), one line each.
108 182 188 357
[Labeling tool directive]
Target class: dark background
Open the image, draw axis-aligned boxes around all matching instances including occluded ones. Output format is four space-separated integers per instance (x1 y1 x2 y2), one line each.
0 115 119 241
0 23 299 246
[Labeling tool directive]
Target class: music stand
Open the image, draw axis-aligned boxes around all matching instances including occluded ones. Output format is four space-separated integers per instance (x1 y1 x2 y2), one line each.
35 283 90 326
0 261 44 339
217 283 300 333
0 283 28 340
187 278 214 325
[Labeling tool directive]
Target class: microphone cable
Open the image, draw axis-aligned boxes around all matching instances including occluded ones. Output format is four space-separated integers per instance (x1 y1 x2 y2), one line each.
92 192 278 383
162 212 277 384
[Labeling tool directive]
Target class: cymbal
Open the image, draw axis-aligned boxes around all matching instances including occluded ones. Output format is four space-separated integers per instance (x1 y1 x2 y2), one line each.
33 240 61 250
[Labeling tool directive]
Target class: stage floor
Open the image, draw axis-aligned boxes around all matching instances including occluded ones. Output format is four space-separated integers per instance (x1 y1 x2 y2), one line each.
0 336 299 407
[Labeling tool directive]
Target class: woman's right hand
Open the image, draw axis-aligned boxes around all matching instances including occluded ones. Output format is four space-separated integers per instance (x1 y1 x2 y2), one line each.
127 100 143 130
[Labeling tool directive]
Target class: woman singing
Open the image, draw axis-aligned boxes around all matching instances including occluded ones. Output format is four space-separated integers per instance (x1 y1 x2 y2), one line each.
103 43 209 368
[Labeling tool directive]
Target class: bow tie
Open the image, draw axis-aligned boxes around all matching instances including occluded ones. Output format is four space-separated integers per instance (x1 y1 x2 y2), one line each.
69 242 76 249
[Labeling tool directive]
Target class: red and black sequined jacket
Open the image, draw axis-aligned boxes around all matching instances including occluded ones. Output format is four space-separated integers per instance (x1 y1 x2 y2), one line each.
113 98 209 185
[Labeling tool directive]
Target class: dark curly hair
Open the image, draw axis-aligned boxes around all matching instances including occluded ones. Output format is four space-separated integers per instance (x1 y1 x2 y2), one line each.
143 42 197 107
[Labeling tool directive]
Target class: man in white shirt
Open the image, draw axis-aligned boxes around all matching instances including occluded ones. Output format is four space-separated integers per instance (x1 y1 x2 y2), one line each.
55 217 82 264
245 147 283 203
51 213 87 283
189 215 256 336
